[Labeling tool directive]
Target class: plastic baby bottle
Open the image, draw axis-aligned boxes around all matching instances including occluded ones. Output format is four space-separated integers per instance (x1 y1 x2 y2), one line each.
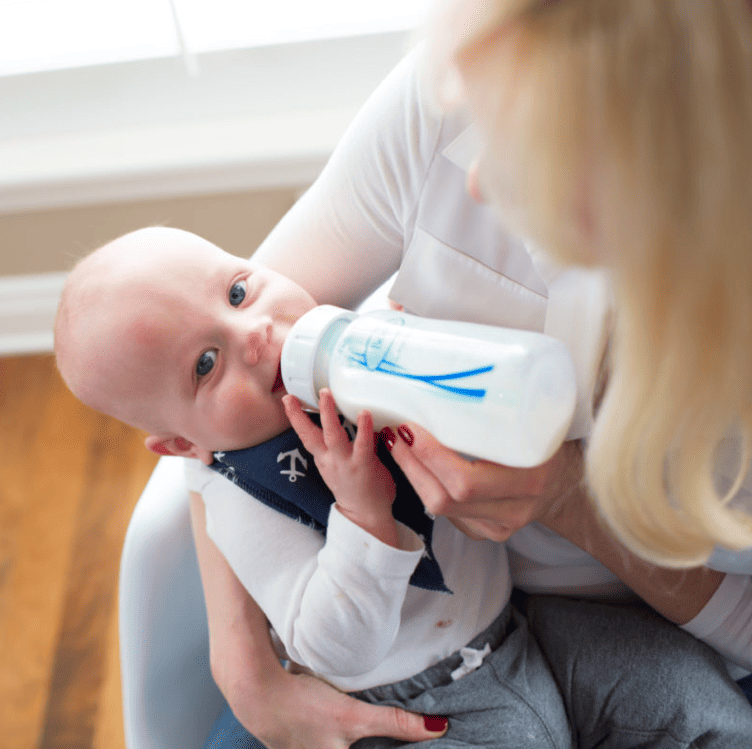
281 306 577 467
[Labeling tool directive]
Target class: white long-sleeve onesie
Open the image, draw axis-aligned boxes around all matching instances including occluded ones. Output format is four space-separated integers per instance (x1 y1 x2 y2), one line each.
244 45 752 678
187 458 511 692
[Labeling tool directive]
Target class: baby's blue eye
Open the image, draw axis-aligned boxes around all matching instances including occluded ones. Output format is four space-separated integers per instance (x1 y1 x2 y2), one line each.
196 350 217 378
229 280 247 306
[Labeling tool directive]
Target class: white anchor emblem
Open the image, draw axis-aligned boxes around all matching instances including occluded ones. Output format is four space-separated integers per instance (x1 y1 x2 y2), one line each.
277 448 308 482
417 534 433 560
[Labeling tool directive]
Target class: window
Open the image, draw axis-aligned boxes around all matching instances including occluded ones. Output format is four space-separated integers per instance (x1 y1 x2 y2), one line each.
0 0 431 77
0 0 431 212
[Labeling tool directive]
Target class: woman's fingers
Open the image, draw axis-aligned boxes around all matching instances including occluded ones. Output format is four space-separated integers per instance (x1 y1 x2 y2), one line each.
348 698 448 746
381 426 458 516
383 427 522 519
397 422 582 501
242 668 447 749
387 423 539 502
382 431 507 520
383 423 585 533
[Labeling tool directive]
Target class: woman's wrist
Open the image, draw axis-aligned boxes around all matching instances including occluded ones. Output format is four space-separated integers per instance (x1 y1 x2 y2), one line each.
537 482 593 546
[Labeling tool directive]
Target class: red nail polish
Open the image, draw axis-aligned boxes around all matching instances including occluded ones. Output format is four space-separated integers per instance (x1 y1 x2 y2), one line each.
380 427 396 450
397 425 414 446
424 715 448 733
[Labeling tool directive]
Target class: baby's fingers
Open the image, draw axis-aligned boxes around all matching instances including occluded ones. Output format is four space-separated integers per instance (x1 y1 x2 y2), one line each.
353 410 377 459
283 395 325 455
318 389 350 451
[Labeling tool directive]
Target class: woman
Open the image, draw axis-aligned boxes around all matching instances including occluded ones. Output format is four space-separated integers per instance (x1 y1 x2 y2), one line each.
430 0 752 566
187 6 752 743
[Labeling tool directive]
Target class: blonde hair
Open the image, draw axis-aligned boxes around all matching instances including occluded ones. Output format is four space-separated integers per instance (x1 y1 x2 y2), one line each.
444 0 752 566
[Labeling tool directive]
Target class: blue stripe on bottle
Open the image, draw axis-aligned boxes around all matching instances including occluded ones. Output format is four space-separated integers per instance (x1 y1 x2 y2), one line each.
348 352 492 400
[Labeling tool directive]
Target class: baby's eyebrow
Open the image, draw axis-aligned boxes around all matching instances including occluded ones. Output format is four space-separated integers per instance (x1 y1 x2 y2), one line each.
222 263 251 284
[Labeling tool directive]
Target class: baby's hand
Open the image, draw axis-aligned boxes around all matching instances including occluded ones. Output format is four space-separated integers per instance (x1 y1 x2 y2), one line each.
283 389 399 547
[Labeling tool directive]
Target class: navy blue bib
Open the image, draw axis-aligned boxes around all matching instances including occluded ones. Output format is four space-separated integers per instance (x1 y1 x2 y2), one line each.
210 420 450 593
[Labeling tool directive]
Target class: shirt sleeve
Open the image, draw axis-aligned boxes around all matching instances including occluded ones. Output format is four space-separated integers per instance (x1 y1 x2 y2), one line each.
681 572 752 673
186 460 425 678
252 44 444 310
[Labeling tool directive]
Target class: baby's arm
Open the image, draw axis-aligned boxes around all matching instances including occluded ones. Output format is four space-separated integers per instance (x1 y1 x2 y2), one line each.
283 389 399 548
192 439 423 678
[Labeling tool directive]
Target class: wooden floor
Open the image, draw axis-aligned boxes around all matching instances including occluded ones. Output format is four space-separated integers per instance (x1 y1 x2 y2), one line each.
0 354 159 749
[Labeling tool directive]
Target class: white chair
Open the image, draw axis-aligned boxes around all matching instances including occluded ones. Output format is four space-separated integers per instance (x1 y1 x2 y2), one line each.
119 456 225 749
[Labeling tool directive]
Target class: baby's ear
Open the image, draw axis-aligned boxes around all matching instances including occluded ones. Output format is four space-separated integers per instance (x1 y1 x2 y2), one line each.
144 435 214 465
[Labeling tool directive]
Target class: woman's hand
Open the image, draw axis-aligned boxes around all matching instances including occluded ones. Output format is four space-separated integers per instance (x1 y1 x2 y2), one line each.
381 422 584 542
284 390 399 547
221 654 449 749
379 427 725 623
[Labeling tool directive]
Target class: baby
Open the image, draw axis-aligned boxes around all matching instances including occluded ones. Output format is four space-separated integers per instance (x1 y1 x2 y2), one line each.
55 227 752 749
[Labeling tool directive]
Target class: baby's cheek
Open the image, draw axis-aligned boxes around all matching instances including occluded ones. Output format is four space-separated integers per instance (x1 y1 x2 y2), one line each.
217 382 257 432
228 380 257 410
224 379 253 400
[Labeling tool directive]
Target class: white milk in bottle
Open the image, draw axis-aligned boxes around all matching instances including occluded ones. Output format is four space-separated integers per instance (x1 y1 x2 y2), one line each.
281 306 577 467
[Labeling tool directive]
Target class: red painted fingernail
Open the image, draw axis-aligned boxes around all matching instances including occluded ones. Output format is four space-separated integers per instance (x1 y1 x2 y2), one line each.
424 715 448 733
380 427 396 450
397 425 414 446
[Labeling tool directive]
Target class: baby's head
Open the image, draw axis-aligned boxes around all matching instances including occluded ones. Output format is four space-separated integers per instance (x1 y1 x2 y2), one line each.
55 227 316 464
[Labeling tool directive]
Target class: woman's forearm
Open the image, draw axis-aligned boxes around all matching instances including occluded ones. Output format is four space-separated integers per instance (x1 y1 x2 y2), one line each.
540 487 725 625
189 493 283 691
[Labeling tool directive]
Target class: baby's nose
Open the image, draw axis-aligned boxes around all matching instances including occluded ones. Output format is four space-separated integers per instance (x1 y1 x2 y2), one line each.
244 323 271 365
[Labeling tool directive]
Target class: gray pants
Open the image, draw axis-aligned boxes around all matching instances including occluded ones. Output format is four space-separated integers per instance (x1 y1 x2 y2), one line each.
521 594 752 749
350 596 752 749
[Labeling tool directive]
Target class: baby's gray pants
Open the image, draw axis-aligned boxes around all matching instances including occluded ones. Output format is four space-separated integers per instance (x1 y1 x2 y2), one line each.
350 595 752 749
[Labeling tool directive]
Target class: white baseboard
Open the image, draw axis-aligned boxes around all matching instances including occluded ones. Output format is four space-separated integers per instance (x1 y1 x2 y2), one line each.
0 272 66 356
